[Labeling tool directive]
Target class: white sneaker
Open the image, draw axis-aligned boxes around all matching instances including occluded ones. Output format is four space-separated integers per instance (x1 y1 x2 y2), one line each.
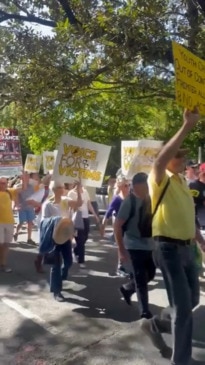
79 263 86 269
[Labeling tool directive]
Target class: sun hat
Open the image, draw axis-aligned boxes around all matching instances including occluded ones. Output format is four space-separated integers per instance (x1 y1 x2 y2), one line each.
52 217 74 244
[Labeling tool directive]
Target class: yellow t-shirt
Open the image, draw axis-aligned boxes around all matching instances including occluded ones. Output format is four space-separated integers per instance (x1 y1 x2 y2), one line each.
148 170 195 240
0 188 17 224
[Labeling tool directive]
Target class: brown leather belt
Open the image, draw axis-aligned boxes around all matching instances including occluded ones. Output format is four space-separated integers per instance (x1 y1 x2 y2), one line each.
154 236 191 246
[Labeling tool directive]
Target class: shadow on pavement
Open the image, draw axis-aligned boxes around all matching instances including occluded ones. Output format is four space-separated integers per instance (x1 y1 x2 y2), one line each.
0 240 205 365
1 243 166 322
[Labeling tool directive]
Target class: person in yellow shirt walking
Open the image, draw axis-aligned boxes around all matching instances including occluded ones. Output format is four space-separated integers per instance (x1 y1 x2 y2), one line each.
140 108 205 365
0 177 19 272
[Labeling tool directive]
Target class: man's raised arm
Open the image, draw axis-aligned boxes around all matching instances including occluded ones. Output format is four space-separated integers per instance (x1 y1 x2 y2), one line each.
152 108 200 185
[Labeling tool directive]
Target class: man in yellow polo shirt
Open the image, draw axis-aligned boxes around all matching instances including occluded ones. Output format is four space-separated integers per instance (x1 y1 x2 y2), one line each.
140 108 205 365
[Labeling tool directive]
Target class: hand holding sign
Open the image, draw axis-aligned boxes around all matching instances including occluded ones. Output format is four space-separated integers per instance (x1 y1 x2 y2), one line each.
183 107 200 130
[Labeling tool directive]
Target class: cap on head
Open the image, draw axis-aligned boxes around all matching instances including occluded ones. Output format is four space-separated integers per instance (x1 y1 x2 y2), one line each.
132 172 148 186
186 160 198 168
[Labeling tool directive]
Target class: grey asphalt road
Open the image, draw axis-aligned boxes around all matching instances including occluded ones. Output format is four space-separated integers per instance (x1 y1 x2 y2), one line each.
1 222 205 365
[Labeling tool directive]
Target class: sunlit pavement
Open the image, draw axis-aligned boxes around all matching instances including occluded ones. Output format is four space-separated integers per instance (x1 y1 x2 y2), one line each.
1 223 205 365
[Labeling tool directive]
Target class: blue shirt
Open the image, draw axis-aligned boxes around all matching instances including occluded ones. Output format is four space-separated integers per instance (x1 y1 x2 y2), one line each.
105 195 123 219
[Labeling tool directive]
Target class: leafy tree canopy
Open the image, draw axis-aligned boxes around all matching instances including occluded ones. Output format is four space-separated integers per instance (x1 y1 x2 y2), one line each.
0 0 205 167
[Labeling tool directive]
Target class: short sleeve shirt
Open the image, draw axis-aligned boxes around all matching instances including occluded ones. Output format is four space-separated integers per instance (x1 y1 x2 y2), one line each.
148 170 195 240
117 195 153 251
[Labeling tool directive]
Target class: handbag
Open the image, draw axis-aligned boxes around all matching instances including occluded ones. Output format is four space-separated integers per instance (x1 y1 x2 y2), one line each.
72 210 84 230
43 249 59 265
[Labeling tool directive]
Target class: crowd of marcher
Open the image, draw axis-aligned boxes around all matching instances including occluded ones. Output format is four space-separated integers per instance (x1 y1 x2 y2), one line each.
0 108 205 365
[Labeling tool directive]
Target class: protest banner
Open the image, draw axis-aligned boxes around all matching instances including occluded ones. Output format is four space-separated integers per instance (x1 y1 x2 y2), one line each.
172 41 205 114
121 141 139 177
0 128 23 177
24 154 42 173
121 140 162 178
43 150 58 174
53 135 111 187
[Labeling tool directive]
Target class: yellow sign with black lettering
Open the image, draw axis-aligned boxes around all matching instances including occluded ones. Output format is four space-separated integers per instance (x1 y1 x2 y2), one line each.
53 135 111 187
172 41 205 114
24 154 42 173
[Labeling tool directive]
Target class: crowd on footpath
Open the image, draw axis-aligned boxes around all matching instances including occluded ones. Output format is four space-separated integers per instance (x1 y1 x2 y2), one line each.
0 108 205 365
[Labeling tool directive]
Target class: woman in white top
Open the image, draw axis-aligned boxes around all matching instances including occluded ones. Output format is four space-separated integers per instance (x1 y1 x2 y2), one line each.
67 182 100 267
41 180 82 302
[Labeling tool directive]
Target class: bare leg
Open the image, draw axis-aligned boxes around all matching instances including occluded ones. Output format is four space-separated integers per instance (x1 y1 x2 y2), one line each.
14 223 23 241
27 222 33 241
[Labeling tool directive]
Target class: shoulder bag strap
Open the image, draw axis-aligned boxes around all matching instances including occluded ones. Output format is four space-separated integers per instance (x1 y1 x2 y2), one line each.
152 178 170 219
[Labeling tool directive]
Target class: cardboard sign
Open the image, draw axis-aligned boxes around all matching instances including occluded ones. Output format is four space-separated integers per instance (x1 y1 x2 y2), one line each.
121 141 139 177
121 140 162 178
0 128 23 177
172 41 205 114
24 154 42 173
43 151 58 174
53 135 111 187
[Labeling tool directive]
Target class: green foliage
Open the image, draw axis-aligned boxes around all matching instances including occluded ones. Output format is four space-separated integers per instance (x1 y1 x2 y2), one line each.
0 0 205 170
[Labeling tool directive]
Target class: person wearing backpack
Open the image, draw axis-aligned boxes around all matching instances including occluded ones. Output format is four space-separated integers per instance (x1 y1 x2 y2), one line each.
114 173 155 319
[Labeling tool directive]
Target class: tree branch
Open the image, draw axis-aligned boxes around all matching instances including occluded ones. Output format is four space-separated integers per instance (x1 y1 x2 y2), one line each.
186 0 199 51
57 0 82 26
0 10 56 27
197 0 205 16
13 0 30 16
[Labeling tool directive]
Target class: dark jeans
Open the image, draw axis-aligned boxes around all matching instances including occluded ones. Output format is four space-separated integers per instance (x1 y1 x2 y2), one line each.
152 241 200 365
50 240 73 294
127 249 156 316
74 218 90 263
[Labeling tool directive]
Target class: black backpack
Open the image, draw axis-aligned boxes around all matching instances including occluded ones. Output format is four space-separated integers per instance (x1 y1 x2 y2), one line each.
122 178 170 238
122 193 137 235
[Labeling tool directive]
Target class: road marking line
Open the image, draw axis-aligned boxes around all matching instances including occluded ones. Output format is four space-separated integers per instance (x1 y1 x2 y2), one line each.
1 297 60 336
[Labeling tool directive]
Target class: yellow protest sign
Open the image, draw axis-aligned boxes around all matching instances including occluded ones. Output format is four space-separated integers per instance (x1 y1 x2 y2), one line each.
121 141 139 176
172 41 205 114
24 154 42 173
121 140 162 178
53 135 111 187
43 151 58 173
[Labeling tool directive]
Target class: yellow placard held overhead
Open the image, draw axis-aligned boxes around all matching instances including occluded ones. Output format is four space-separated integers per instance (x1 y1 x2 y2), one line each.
172 41 205 114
